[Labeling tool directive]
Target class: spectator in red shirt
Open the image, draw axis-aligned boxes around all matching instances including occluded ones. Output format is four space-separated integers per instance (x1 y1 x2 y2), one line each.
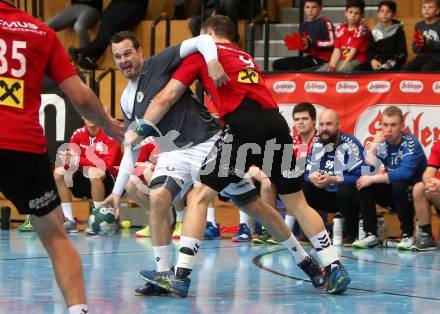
0 1 123 313
53 118 122 233
319 0 370 72
412 140 440 251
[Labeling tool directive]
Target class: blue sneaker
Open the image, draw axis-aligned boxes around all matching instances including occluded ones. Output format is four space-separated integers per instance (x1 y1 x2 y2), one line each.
140 269 191 297
232 223 252 242
134 283 170 296
326 263 351 294
204 221 221 240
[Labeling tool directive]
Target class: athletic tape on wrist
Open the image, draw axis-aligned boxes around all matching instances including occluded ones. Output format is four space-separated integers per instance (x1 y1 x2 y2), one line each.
134 123 154 138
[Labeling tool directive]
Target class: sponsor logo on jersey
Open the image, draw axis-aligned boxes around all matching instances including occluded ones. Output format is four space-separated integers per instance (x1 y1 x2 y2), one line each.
0 77 24 109
238 68 259 84
273 81 296 93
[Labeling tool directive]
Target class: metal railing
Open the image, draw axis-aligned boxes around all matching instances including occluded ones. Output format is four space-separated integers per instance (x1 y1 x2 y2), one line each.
246 10 270 70
15 0 44 19
93 69 116 118
150 12 171 56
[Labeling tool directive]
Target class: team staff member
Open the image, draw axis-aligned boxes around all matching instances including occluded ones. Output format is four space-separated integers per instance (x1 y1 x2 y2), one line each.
304 109 364 245
0 1 123 313
137 15 350 296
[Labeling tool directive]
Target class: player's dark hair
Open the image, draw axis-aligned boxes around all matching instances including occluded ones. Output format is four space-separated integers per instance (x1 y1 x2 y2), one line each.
110 31 141 50
305 0 323 6
346 0 366 14
201 15 236 42
293 102 316 120
378 1 397 14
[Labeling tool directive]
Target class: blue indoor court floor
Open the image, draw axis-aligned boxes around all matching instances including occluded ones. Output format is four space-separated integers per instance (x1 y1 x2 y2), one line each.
1 229 440 314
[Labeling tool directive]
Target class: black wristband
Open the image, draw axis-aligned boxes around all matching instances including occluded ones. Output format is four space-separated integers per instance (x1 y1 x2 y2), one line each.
134 123 154 138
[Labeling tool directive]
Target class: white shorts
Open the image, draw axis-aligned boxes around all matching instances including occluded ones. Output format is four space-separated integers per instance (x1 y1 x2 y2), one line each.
151 133 257 204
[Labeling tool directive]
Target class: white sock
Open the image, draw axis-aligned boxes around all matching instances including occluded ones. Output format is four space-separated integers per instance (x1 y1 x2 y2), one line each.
239 210 250 226
285 215 296 230
152 245 171 272
68 304 88 314
281 234 309 264
61 203 74 222
176 208 185 222
206 207 216 225
309 230 339 267
309 230 332 251
176 236 201 273
93 201 102 209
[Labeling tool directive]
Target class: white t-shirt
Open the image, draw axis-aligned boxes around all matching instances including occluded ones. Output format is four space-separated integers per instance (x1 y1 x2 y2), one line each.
120 77 139 119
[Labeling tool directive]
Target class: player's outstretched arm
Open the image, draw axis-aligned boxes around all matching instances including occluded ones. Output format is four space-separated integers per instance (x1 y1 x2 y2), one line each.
60 75 124 142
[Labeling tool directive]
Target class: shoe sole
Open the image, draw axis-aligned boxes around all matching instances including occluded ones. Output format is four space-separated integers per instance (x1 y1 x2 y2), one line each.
133 288 169 296
411 246 437 251
352 243 379 249
136 234 150 237
139 274 188 298
232 237 251 243
327 275 351 294
266 240 280 245
66 229 78 233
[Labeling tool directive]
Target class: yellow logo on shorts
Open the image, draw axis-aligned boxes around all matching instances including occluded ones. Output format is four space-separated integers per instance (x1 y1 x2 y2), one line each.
238 68 259 84
0 77 24 109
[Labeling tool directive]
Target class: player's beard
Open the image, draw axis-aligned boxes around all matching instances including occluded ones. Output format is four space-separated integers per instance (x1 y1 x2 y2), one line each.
319 131 338 145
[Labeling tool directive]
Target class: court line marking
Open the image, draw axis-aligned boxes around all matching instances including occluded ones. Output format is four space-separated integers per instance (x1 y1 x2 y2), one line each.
252 248 440 301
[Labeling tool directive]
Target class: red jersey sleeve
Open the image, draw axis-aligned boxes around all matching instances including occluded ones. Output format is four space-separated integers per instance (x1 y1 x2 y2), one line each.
172 53 205 87
46 33 77 84
351 22 370 52
334 24 345 49
428 141 440 168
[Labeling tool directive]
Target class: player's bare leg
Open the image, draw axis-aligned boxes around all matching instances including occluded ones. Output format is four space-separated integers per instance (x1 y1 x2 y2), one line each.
32 207 86 309
140 184 326 297
280 191 351 294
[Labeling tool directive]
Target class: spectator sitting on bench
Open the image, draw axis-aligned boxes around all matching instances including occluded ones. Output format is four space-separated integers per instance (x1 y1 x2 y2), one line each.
360 0 407 71
53 117 122 233
318 0 370 72
402 0 440 71
273 0 335 71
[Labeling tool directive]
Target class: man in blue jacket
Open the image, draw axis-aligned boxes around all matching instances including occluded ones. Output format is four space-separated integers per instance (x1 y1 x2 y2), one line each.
304 109 364 245
355 106 427 250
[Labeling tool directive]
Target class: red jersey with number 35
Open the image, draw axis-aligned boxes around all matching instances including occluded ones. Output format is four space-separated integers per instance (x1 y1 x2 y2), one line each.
0 2 76 153
172 42 278 118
